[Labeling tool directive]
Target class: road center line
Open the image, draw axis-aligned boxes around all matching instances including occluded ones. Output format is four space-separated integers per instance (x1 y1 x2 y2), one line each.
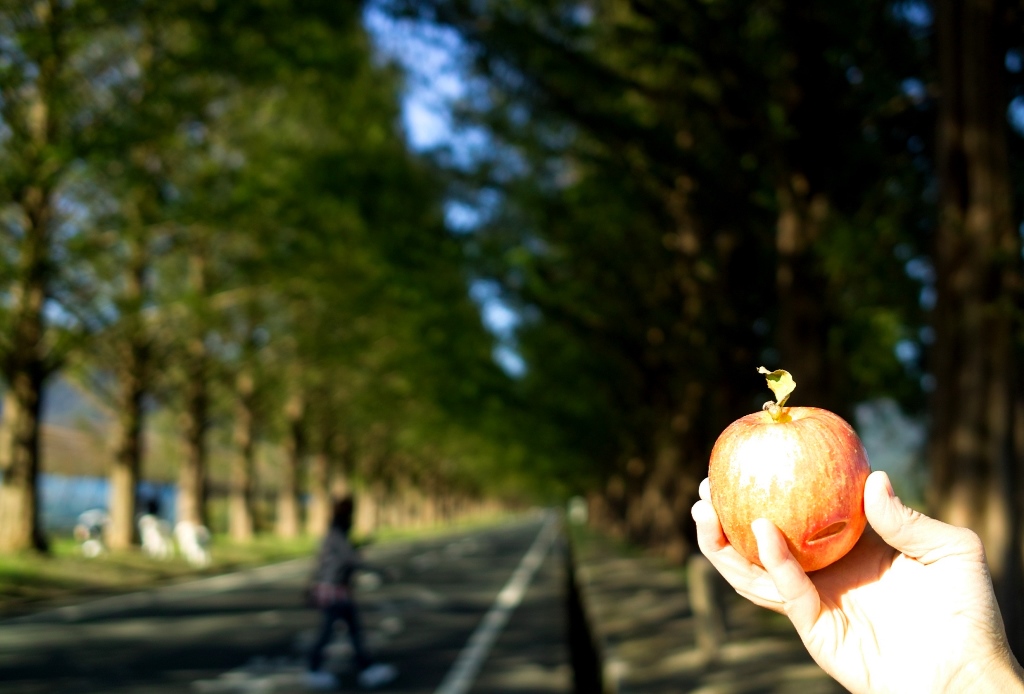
434 512 559 694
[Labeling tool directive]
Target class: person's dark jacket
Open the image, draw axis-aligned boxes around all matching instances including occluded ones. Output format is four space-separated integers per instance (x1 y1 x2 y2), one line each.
313 527 363 588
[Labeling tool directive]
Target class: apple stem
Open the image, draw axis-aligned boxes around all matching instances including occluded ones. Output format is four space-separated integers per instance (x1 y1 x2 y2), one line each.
757 367 795 422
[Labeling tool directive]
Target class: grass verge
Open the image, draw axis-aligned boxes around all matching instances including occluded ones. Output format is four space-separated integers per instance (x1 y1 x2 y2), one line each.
0 534 318 617
0 510 520 617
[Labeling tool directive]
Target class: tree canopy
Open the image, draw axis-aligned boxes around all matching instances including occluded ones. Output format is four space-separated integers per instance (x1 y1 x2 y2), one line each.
374 0 1023 651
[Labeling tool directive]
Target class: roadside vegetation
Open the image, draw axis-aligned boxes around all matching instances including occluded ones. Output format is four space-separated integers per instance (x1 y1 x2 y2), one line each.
0 534 314 615
0 507 517 616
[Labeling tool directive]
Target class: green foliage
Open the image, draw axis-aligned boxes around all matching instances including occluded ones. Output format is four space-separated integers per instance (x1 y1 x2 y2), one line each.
0 0 961 539
0 0 549 545
376 0 936 498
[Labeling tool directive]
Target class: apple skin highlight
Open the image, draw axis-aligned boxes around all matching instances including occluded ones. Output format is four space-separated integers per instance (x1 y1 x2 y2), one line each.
708 406 870 573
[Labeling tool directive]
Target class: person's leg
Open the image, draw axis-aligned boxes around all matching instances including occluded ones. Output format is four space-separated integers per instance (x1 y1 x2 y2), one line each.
308 605 341 672
337 599 373 672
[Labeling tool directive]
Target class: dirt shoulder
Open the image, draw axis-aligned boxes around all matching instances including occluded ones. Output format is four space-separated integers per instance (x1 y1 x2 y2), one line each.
569 524 845 694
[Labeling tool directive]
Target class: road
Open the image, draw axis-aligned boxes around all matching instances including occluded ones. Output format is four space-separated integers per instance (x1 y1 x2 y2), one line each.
0 512 572 694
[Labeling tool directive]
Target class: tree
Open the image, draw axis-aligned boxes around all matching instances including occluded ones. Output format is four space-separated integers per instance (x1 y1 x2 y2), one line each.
0 0 134 552
98 218 160 550
377 0 930 559
109 0 381 534
930 0 1024 655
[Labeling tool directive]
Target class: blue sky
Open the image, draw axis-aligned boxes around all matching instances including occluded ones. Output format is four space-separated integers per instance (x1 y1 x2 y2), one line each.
363 5 527 377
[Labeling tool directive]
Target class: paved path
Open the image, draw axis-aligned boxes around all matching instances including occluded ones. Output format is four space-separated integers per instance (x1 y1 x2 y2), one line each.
0 513 571 694
1 513 855 694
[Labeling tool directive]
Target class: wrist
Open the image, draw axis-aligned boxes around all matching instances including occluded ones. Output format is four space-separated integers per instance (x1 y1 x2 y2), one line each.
947 649 1024 694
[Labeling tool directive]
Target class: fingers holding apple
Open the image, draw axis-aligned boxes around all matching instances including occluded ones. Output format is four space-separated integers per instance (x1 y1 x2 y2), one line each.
751 518 823 632
693 477 736 556
691 491 729 554
692 479 791 612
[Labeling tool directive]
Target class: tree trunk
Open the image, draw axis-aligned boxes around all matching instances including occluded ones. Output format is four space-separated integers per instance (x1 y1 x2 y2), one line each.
177 339 209 527
107 364 145 549
176 246 213 529
275 391 304 538
305 436 333 537
0 376 47 553
0 0 69 555
229 370 257 542
771 3 850 415
330 437 353 499
625 420 698 564
0 182 55 554
931 0 1024 657
774 178 835 411
106 240 151 550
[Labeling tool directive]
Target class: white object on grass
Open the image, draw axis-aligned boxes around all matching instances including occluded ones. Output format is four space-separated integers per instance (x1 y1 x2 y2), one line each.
175 520 212 568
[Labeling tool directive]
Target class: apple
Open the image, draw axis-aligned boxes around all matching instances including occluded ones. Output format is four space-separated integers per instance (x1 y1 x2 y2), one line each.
708 367 870 573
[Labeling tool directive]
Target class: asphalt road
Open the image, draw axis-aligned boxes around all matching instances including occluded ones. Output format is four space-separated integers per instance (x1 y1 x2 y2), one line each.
0 511 572 694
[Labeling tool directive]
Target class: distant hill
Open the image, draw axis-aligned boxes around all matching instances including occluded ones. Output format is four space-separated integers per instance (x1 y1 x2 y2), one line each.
42 377 112 429
0 375 112 429
41 422 112 477
0 377 112 477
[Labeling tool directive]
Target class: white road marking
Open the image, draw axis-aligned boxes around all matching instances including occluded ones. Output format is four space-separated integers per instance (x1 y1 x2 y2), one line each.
434 513 560 694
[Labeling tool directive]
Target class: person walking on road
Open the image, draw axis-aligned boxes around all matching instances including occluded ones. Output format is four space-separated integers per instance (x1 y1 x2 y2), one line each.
305 496 397 691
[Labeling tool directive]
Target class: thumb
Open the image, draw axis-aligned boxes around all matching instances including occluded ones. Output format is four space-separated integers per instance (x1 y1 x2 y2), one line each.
864 470 980 564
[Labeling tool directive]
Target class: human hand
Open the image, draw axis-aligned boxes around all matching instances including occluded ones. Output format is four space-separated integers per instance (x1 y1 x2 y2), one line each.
691 470 1024 694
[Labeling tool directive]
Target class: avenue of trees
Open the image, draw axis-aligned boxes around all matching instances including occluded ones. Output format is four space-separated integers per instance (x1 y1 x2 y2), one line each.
0 1 547 556
1 0 1023 657
376 0 1024 655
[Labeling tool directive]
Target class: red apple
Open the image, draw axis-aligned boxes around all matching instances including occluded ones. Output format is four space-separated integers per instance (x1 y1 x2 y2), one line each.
708 368 870 573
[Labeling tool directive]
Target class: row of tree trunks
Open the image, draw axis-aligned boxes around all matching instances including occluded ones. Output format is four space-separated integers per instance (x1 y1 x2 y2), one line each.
352 486 504 537
137 360 482 546
587 0 1024 663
